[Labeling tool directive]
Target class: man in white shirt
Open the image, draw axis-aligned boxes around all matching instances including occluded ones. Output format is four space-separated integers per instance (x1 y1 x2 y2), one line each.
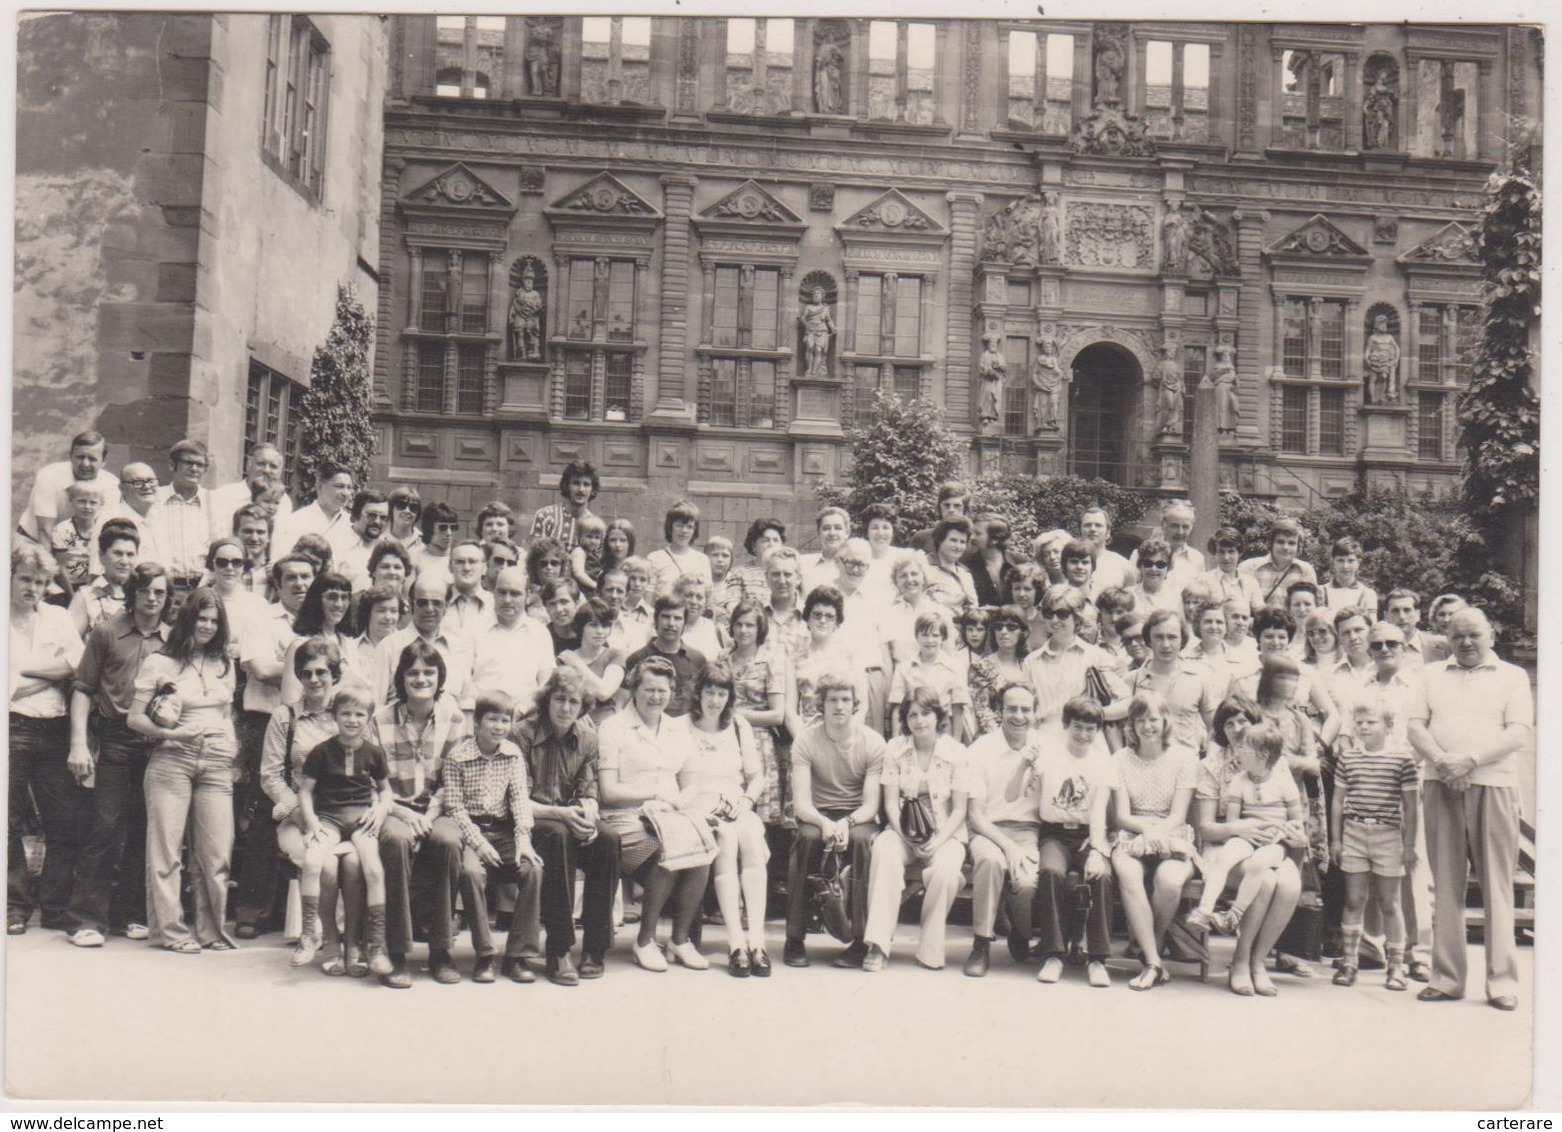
1078 506 1136 593
274 463 357 565
209 443 294 536
1407 608 1533 1011
445 540 495 636
372 573 475 708
336 489 390 591
964 682 1046 977
1131 500 1205 594
836 538 890 736
18 430 118 545
97 463 162 565
144 439 218 580
470 567 556 714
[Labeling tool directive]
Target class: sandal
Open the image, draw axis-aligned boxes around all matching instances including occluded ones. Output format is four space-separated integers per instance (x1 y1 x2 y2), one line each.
165 938 202 955
345 946 369 978
204 939 236 952
1129 963 1166 991
1275 953 1314 978
1333 964 1359 987
321 953 348 977
1385 966 1408 992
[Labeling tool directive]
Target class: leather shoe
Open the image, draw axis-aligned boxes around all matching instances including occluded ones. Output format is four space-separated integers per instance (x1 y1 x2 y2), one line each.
472 955 497 984
1006 933 1030 963
429 951 462 985
963 938 990 978
1489 995 1519 1012
728 948 751 978
1417 986 1460 1002
380 958 412 989
502 959 537 984
234 923 260 941
547 953 581 987
578 953 605 979
749 948 771 977
1407 959 1432 983
782 938 809 968
832 940 868 969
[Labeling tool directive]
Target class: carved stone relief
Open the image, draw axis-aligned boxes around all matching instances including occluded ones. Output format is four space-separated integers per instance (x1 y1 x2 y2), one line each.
1373 216 1399 244
1065 202 1154 270
809 183 836 212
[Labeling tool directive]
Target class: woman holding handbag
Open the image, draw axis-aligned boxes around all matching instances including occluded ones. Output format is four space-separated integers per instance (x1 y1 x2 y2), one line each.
861 687 970 972
128 586 240 953
598 656 714 972
682 665 771 977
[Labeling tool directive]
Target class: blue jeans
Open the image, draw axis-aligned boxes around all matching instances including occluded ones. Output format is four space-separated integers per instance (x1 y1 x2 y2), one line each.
8 714 85 926
144 738 236 948
66 715 153 933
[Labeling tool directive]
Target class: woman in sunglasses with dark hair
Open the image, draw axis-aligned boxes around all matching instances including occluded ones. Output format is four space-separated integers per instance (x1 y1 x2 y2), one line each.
386 487 423 554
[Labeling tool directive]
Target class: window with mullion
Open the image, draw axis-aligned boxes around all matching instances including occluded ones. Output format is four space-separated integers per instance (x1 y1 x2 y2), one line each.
459 255 489 334
1282 300 1307 377
456 343 486 414
416 342 447 412
867 21 937 125
1318 387 1346 455
1418 306 1444 383
1318 301 1345 379
246 362 303 498
1418 391 1445 459
421 257 450 334
1181 345 1206 445
723 18 794 115
1280 386 1309 453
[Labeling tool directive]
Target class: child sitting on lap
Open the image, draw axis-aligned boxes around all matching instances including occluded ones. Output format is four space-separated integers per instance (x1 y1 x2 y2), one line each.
293 686 394 976
1188 723 1307 934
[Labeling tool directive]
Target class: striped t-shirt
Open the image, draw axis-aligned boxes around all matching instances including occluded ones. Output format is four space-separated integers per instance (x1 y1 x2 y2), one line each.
1335 745 1418 826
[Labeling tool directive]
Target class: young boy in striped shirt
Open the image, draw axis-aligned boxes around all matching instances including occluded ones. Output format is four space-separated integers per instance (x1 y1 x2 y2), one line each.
1329 694 1420 990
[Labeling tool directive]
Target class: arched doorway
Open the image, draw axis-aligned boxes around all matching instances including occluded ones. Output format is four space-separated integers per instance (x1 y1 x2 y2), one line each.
1069 343 1141 484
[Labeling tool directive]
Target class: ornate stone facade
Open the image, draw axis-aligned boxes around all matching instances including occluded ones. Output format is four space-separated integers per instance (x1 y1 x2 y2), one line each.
375 18 1535 540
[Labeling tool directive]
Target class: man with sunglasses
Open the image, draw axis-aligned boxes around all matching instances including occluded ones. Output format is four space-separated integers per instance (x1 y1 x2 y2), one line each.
412 502 462 590
371 574 475 709
211 443 293 537
1130 500 1204 595
1020 585 1127 728
482 538 521 593
336 489 390 592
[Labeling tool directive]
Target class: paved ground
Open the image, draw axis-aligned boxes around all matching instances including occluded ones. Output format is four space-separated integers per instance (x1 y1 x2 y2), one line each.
4 921 1534 1109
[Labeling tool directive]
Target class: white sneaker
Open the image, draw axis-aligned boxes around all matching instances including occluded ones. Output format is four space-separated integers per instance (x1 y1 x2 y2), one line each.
1087 961 1112 988
121 923 150 941
1037 956 1064 984
633 940 669 972
68 928 105 948
667 940 710 970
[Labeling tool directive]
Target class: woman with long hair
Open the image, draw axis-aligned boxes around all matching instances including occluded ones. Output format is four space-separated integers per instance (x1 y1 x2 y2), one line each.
682 665 771 977
557 598 627 724
129 587 240 952
279 572 356 703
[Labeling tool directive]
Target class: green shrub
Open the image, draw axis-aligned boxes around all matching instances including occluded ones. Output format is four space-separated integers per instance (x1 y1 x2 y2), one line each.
971 473 1157 549
296 284 375 503
816 390 966 535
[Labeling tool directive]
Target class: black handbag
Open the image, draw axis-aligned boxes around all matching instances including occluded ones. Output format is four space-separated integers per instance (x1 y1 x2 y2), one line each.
808 848 853 943
900 793 936 845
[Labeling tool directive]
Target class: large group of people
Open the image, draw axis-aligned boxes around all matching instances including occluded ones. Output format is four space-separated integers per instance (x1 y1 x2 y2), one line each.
7 434 1533 1010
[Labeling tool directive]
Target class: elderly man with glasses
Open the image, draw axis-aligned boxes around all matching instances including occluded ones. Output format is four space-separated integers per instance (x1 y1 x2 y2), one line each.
371 574 476 709
143 439 217 584
210 444 294 536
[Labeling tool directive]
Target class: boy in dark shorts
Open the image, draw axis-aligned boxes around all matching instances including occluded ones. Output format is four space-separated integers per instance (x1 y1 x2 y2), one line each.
294 686 394 976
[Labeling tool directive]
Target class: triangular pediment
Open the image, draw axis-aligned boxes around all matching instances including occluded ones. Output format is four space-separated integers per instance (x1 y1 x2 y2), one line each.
1398 222 1479 265
547 172 661 219
1266 214 1368 258
837 189 947 236
402 162 514 211
697 180 804 226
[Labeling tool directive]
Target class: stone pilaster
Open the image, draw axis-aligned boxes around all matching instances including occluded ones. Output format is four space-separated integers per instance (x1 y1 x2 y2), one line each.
945 190 983 427
648 173 698 425
374 157 404 410
1231 208 1268 445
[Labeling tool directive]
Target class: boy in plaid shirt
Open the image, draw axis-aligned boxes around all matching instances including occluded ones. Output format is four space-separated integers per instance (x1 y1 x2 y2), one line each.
443 690 543 984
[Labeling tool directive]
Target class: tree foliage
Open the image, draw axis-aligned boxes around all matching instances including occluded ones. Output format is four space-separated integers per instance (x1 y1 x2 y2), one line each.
972 473 1156 549
816 390 966 534
297 284 376 503
1459 168 1541 519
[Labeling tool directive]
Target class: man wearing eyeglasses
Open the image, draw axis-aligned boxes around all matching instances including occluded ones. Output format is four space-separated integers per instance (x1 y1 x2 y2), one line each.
18 430 119 546
274 463 358 565
371 574 476 709
143 439 217 581
412 502 461 591
336 488 391 592
211 444 294 537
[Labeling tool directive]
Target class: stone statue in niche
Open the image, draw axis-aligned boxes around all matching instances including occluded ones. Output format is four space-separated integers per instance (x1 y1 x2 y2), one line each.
524 19 561 97
1362 55 1399 149
1207 343 1239 434
799 285 837 378
1364 313 1402 404
978 332 1006 435
1040 192 1063 265
1030 336 1065 433
1155 342 1184 436
814 30 846 114
508 262 546 361
1161 201 1190 273
1093 24 1128 107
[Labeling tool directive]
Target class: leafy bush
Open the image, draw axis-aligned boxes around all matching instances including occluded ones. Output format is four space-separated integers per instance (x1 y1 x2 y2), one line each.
972 472 1157 549
816 390 966 534
1217 491 1290 560
297 284 375 503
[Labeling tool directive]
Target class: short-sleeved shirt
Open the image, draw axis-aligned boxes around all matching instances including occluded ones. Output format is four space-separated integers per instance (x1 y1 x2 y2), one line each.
791 721 887 814
1202 568 1266 615
1033 734 1116 828
50 519 94 584
682 717 760 812
10 605 86 718
19 462 118 538
646 545 713 599
888 654 970 718
880 735 970 839
597 705 693 811
1126 660 1220 752
1112 744 1200 821
301 737 388 811
471 618 556 711
1322 582 1379 617
260 704 337 820
1335 745 1418 826
1409 655 1534 789
965 730 1045 827
1223 765 1302 826
1237 555 1318 607
74 613 167 719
